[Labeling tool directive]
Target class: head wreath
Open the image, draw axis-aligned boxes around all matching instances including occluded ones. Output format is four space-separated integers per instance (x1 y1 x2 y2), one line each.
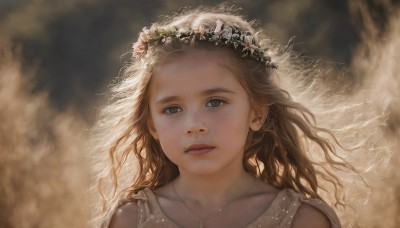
133 21 277 69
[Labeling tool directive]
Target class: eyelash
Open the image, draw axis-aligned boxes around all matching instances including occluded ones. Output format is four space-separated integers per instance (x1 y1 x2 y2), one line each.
206 98 226 108
162 106 182 115
161 98 227 115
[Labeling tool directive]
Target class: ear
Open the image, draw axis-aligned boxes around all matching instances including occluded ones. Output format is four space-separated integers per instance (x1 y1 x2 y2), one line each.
147 117 159 140
249 105 268 131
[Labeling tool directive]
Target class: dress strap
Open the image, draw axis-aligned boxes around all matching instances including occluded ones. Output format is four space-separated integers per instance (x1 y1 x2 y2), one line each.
129 188 173 227
279 189 342 228
142 188 165 214
299 196 341 228
126 189 150 225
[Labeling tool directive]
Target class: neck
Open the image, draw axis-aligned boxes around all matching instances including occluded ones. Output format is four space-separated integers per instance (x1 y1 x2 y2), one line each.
174 167 254 206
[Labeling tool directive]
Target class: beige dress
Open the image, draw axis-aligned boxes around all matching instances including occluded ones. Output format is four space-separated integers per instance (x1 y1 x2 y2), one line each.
121 188 341 228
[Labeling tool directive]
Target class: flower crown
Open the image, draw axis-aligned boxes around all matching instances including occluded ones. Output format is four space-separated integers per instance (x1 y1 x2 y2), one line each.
133 21 277 69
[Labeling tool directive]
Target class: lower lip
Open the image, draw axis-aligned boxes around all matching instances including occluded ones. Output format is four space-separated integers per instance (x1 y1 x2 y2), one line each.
186 147 214 156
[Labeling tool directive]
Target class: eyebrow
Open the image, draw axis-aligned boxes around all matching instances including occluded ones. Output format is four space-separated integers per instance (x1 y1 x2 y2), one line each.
155 87 236 104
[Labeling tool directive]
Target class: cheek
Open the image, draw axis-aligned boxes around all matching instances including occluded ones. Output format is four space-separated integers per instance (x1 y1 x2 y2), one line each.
212 107 251 138
152 118 181 148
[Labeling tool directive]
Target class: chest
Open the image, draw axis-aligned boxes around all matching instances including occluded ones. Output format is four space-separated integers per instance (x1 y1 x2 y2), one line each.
142 191 289 228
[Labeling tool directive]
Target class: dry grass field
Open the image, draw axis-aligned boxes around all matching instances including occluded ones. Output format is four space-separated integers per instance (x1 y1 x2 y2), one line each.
0 1 399 227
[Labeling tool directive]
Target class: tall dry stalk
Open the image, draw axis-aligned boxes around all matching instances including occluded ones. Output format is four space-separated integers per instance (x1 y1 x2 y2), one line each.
0 43 91 228
349 2 400 227
267 2 400 227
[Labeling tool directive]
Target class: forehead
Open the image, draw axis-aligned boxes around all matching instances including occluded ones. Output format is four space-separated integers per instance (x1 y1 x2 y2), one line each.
149 49 245 99
155 48 239 75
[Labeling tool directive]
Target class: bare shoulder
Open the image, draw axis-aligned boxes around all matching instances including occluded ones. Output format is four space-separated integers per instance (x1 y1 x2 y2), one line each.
291 203 331 228
108 202 138 228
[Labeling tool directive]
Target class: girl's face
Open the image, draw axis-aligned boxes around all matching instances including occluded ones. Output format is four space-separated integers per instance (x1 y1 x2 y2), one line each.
148 49 265 176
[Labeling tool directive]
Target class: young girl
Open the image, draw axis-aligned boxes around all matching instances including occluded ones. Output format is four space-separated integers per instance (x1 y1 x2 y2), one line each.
91 5 360 228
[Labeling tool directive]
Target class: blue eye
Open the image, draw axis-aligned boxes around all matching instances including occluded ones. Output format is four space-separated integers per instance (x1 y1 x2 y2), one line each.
162 106 182 115
206 99 226 108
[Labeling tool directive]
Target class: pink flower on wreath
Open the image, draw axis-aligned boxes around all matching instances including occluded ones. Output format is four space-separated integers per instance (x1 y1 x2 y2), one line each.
133 27 153 57
242 35 257 55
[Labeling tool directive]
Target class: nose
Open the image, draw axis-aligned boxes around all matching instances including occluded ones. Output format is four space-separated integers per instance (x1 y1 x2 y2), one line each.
185 109 208 135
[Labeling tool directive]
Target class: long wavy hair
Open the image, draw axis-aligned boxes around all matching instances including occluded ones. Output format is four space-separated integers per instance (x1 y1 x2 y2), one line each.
91 4 383 227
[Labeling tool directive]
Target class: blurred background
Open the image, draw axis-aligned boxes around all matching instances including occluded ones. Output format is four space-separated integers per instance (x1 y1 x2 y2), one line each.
0 0 399 227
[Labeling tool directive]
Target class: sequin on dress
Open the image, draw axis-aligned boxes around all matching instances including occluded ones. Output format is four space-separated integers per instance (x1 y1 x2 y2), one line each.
119 188 341 228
